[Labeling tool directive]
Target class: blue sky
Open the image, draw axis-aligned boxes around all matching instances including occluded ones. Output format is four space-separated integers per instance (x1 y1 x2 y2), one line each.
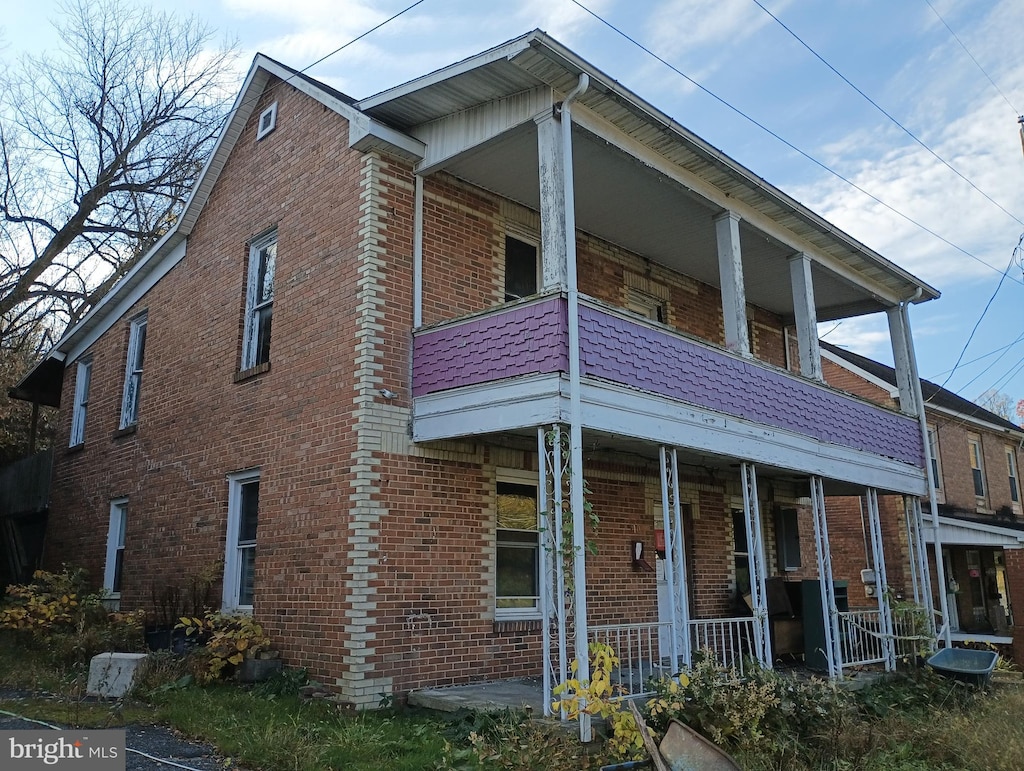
5 0 1024 412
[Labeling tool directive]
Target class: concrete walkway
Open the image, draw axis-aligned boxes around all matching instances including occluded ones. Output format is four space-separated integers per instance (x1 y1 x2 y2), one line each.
408 677 546 714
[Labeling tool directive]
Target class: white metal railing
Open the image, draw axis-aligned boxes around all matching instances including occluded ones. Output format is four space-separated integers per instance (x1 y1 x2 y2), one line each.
839 605 941 668
839 609 887 667
689 617 757 676
591 622 671 697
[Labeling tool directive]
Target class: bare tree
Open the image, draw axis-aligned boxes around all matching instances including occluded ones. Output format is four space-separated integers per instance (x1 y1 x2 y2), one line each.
977 389 1016 422
0 0 237 349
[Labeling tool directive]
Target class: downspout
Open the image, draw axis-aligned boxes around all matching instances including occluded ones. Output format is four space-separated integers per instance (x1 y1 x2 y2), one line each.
902 295 952 647
558 72 592 743
413 175 424 329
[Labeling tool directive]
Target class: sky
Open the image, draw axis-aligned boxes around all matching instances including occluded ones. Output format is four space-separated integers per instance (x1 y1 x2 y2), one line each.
3 0 1024 413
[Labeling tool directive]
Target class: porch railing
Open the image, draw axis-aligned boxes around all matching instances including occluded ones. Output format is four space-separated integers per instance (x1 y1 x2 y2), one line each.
591 622 671 697
838 609 887 667
839 605 940 668
689 617 757 676
591 616 760 697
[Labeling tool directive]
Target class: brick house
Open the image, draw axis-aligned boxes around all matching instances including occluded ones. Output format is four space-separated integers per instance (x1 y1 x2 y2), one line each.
12 31 946 715
821 341 1024 660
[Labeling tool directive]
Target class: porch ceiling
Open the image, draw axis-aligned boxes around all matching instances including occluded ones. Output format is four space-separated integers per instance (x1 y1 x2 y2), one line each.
441 125 875 321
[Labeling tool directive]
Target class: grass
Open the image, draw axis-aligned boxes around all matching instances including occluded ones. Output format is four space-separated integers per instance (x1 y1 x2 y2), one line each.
2 633 1024 770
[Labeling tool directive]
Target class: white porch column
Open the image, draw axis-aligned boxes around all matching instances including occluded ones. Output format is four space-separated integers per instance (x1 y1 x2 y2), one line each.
714 211 750 357
550 75 592 742
901 302 952 646
810 476 843 678
536 112 568 291
788 253 823 381
741 463 772 667
886 305 918 416
865 489 896 670
660 447 691 669
539 426 568 719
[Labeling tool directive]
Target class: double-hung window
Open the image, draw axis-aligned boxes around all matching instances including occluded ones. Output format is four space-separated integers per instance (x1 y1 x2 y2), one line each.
104 498 128 607
242 232 276 370
69 358 92 446
969 435 986 500
120 314 147 429
224 470 260 611
927 426 942 490
495 474 540 618
1007 447 1020 506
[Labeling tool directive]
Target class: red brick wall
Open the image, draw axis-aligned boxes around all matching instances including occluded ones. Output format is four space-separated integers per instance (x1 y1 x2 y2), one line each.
47 76 367 684
1006 549 1024 666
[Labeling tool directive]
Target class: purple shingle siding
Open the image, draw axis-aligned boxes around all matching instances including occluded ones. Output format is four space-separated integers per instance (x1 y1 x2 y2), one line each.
578 304 922 466
412 297 569 396
411 297 922 467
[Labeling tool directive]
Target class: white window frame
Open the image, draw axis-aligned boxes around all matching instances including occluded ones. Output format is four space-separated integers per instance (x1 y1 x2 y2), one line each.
495 469 541 621
119 313 147 429
241 232 276 370
927 425 943 488
104 498 128 608
503 233 540 302
1007 447 1020 510
69 358 92 446
256 102 278 140
223 469 260 612
969 434 986 501
624 287 666 323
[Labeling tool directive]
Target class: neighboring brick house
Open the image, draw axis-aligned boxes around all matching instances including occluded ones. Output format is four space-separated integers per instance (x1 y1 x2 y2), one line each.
822 342 1024 660
12 32 944 712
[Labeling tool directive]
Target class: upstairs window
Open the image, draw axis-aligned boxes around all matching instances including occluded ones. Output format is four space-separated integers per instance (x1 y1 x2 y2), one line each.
625 288 666 323
242 232 276 370
968 435 986 499
256 102 278 140
224 469 260 611
69 358 92 446
1007 447 1020 505
496 475 540 619
504 236 538 302
120 313 147 429
927 426 942 490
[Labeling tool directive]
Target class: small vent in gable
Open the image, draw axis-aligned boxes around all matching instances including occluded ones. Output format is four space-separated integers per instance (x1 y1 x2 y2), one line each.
257 102 278 140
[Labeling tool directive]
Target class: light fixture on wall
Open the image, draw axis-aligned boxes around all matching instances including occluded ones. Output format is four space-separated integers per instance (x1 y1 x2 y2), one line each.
379 389 398 400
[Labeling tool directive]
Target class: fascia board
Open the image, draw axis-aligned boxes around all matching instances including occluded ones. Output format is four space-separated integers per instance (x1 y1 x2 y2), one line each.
820 348 899 397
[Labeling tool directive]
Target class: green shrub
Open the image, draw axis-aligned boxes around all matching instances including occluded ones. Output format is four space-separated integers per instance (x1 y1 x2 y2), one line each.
0 568 145 665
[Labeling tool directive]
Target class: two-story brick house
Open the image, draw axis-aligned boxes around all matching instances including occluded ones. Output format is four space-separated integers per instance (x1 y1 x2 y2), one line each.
13 32 944 719
822 341 1024 659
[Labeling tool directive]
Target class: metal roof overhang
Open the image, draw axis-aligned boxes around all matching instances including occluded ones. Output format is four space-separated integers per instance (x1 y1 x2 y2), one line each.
359 31 938 322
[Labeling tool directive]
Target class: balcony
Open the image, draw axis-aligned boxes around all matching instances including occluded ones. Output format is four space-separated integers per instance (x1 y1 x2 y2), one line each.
412 294 926 494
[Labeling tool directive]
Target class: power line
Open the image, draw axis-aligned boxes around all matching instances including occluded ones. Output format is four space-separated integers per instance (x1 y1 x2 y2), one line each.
927 329 1024 380
751 0 1024 230
933 235 1022 392
566 0 1024 287
923 0 1021 118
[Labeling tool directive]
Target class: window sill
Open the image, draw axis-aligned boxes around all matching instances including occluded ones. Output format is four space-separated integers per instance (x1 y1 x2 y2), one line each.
112 425 137 440
493 619 542 634
235 362 271 382
66 443 85 455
